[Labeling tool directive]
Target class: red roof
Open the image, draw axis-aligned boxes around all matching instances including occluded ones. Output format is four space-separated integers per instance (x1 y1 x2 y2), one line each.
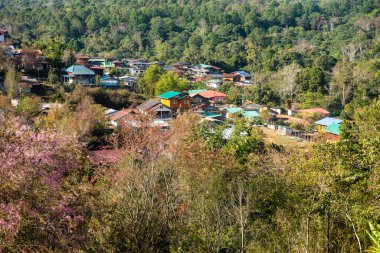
198 90 227 98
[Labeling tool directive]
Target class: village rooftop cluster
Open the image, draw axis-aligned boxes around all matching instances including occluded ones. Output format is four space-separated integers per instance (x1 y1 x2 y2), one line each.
0 30 343 143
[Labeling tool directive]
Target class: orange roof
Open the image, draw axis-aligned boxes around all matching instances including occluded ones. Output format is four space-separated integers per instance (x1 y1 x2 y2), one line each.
198 90 227 98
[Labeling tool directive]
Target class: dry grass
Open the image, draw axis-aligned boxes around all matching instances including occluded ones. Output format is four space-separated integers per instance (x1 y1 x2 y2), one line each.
261 127 311 150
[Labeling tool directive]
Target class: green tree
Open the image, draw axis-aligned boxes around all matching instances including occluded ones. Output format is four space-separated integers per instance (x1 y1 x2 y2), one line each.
154 71 188 95
48 68 58 85
139 65 164 96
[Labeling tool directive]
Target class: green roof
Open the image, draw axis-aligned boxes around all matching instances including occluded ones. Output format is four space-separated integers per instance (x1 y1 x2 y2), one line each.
323 123 340 135
199 64 212 68
226 107 243 114
159 91 181 99
65 65 95 75
102 62 112 67
188 89 207 95
244 111 259 119
204 112 222 118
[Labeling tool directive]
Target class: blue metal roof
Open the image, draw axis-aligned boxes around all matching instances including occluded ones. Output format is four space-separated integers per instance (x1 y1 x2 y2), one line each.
65 65 95 75
235 70 251 77
315 117 343 126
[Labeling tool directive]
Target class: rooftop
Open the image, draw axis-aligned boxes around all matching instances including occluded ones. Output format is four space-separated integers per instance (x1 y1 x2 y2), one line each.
65 65 95 75
198 90 227 98
315 117 343 126
244 111 259 119
159 91 182 99
226 107 244 114
137 99 160 111
323 123 341 135
188 89 207 95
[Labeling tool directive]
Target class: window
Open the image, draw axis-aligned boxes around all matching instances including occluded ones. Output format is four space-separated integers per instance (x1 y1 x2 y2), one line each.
184 100 188 104
173 99 177 104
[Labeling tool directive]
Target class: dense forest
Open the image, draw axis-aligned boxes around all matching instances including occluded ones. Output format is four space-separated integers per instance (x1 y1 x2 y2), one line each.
1 0 380 115
1 0 380 252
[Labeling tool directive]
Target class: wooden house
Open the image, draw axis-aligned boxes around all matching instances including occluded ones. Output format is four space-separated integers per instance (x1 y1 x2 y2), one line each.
75 54 90 65
137 99 172 120
159 91 191 110
223 73 241 82
197 90 227 103
233 71 251 81
63 65 95 85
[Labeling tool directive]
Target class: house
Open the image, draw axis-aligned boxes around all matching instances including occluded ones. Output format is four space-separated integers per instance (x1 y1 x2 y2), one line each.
189 90 209 105
173 62 191 71
314 117 343 132
128 60 150 76
173 62 191 76
223 73 241 82
190 64 221 77
19 76 39 94
159 91 191 110
101 61 113 74
11 49 49 73
137 99 172 120
288 109 297 116
233 70 251 81
278 125 293 136
205 79 223 89
90 66 105 77
243 103 263 111
88 57 106 67
0 29 9 43
129 66 147 76
243 110 259 121
112 60 124 68
75 54 90 65
63 65 95 85
100 76 119 88
322 123 341 141
197 90 227 103
226 107 244 118
119 76 138 92
108 109 138 126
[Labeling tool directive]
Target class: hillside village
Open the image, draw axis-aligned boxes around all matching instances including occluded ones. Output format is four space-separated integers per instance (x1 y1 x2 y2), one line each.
0 30 345 152
0 30 348 151
1 1 380 252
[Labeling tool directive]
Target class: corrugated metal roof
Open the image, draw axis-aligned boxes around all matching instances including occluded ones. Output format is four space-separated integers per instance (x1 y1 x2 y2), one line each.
244 111 259 118
226 107 243 114
188 89 207 95
65 65 95 75
323 123 340 135
198 90 227 98
137 99 160 111
315 117 343 126
159 91 181 99
234 71 251 77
